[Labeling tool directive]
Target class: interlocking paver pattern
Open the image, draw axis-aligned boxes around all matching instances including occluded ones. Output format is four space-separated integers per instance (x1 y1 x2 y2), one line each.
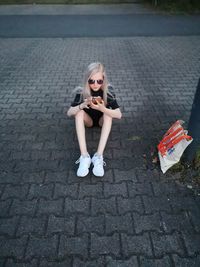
0 36 200 266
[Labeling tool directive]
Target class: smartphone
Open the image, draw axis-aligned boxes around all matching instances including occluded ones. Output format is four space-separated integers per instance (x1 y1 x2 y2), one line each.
92 96 103 105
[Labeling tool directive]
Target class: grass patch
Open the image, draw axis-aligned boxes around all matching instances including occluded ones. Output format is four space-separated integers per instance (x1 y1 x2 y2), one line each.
194 149 200 169
0 0 138 4
144 0 200 13
167 149 200 194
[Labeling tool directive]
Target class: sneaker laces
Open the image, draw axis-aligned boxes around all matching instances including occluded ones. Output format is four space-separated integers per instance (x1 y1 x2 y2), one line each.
75 155 90 165
93 155 106 167
75 158 80 164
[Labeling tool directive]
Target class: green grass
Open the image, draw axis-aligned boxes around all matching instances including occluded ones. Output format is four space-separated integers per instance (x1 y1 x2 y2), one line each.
0 0 137 4
194 149 200 169
144 0 200 13
169 148 200 190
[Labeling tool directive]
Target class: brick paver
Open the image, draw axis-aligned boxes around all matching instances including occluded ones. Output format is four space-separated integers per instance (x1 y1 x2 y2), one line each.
0 37 200 266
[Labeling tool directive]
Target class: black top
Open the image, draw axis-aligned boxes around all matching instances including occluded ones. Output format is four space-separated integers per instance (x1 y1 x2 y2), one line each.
71 87 120 110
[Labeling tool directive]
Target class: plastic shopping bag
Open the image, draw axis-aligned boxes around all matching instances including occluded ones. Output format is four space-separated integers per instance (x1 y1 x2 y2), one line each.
157 120 193 173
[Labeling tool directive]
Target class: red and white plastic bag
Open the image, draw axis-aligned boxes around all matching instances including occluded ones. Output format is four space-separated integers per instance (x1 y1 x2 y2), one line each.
157 120 193 173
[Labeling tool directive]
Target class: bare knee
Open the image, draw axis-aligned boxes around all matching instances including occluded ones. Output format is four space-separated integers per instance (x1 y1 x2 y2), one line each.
99 114 112 127
75 110 93 127
75 110 84 120
103 113 112 122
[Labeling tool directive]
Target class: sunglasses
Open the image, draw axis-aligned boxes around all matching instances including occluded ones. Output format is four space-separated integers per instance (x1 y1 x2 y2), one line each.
88 79 104 85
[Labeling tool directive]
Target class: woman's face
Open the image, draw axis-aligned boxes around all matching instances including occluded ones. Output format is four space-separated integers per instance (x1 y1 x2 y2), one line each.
88 72 104 92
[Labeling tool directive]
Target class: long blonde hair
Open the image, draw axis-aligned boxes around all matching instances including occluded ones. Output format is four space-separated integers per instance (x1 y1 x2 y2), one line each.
81 62 109 105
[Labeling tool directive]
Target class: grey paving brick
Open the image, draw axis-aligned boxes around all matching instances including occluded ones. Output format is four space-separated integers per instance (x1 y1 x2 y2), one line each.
117 196 144 214
26 235 58 259
77 215 104 235
152 181 179 196
173 255 200 267
37 199 64 216
17 216 47 236
91 233 120 258
79 183 103 198
39 258 72 267
58 159 73 171
0 184 5 198
45 171 68 183
0 236 28 259
104 182 128 198
1 184 29 200
182 233 200 256
121 233 152 257
161 211 194 233
92 169 114 183
37 160 60 171
43 141 62 150
24 142 44 150
151 232 185 257
0 161 16 172
67 170 86 184
22 171 45 184
91 197 117 216
113 169 137 183
134 212 162 234
136 169 160 183
51 150 70 160
189 209 200 232
127 181 153 197
170 196 199 212
9 199 37 216
28 183 54 200
14 160 40 173
106 256 138 267
105 213 134 234
0 216 19 237
31 151 51 161
0 200 12 216
73 257 105 267
59 234 88 259
5 259 39 267
47 214 75 235
18 133 36 142
10 151 31 161
54 183 78 199
143 196 172 214
19 113 37 120
140 256 171 267
65 197 90 215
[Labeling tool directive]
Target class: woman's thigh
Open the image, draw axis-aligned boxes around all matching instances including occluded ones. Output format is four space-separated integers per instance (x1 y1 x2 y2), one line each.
99 114 112 127
83 111 93 127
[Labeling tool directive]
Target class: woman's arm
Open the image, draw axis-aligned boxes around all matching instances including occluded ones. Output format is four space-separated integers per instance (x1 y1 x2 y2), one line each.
67 104 82 117
101 106 122 119
90 101 122 119
67 98 91 117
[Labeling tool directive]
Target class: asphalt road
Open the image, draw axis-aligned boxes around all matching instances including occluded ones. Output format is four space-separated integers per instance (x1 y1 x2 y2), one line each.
0 14 200 37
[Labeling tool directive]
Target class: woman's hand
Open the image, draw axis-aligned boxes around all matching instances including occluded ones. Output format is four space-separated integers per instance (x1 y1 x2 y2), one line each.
80 98 91 110
90 99 106 112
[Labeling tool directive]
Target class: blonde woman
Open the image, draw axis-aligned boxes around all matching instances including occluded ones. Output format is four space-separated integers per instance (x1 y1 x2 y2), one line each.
67 62 122 177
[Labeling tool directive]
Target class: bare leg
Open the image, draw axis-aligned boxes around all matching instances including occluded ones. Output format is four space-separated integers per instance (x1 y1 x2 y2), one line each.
96 113 112 155
75 110 93 155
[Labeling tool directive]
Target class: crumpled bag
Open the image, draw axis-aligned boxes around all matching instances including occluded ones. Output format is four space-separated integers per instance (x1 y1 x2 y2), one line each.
157 120 193 173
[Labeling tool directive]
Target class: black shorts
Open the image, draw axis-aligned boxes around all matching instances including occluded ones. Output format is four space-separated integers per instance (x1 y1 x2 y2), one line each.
83 108 103 127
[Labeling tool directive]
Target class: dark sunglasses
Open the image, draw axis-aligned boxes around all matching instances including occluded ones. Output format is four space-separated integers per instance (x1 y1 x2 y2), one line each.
88 79 104 85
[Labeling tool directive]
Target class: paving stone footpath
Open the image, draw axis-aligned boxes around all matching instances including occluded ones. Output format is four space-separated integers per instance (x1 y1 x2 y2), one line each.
0 36 200 266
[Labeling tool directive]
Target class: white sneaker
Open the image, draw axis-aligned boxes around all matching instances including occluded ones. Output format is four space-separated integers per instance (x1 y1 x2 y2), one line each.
92 153 106 177
75 154 91 177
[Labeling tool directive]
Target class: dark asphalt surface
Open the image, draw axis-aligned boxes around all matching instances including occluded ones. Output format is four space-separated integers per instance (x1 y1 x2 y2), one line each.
0 14 200 37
